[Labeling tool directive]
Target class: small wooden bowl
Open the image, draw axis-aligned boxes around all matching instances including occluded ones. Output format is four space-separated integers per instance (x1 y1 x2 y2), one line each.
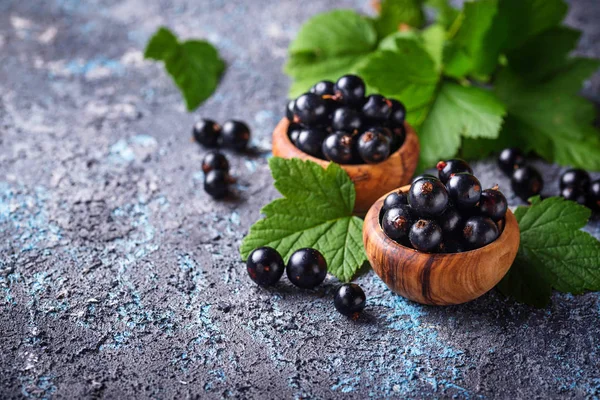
272 119 420 215
363 186 520 305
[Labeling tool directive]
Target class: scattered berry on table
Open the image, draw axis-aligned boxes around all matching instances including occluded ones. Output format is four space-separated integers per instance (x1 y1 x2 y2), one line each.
511 165 543 201
382 205 414 241
357 128 391 164
408 177 449 217
362 94 392 121
478 186 508 221
204 169 230 199
559 168 591 191
446 172 482 210
221 120 251 151
436 158 473 184
560 186 587 205
334 283 366 317
193 118 221 147
286 248 328 289
589 180 600 209
310 80 336 97
334 74 366 107
322 131 355 164
296 127 328 158
409 219 443 252
246 247 285 286
202 151 229 173
463 216 499 249
497 147 526 175
293 92 329 126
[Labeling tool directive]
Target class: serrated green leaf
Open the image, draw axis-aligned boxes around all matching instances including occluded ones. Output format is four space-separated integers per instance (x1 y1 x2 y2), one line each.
497 196 600 307
374 0 425 38
421 24 446 71
240 158 367 282
417 82 505 169
144 27 225 111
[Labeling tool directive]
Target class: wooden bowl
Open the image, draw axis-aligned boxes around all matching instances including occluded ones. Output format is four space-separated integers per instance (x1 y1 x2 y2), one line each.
272 119 420 215
363 186 520 305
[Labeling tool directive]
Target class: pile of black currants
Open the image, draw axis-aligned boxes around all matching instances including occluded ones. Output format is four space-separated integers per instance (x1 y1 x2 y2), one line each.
246 246 366 318
558 168 600 210
285 75 407 164
380 159 508 253
497 148 543 201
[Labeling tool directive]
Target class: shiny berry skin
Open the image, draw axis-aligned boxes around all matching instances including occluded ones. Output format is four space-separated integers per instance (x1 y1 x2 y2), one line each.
286 248 328 289
286 99 295 121
296 128 327 158
202 151 229 173
560 187 587 205
293 93 329 126
322 131 354 164
463 216 499 249
559 168 591 191
409 219 443 252
310 80 335 96
389 99 406 127
334 283 366 317
288 123 303 145
331 107 363 132
221 120 251 151
357 128 391 164
204 170 229 199
511 166 543 201
362 94 392 121
334 75 366 107
412 174 439 184
246 247 285 286
438 206 464 235
446 173 482 209
382 205 414 241
478 187 508 221
193 119 221 147
408 178 449 217
382 190 408 214
436 159 473 184
589 180 600 209
389 125 406 152
498 148 526 175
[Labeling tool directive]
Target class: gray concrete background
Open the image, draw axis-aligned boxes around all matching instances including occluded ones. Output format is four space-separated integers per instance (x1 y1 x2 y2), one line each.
1 0 599 398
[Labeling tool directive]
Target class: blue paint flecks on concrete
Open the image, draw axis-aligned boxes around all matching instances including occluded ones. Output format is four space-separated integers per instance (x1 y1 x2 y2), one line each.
64 57 123 76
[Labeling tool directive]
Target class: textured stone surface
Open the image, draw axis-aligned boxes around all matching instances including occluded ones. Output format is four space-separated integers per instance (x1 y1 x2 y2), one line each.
1 0 599 398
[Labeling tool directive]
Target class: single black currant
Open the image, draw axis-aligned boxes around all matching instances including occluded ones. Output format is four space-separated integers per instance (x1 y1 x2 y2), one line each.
293 93 329 126
202 151 229 173
287 123 303 145
478 186 508 221
204 170 229 199
193 119 221 147
286 248 328 289
246 247 285 286
409 219 443 253
589 180 600 210
388 99 406 127
310 80 336 97
357 128 391 164
334 75 366 107
221 120 251 151
560 187 587 205
389 124 406 152
382 205 414 241
331 107 363 132
322 131 355 164
437 206 464 235
436 159 473 184
446 173 482 209
439 240 465 254
286 99 295 121
559 168 591 191
408 177 449 217
334 283 366 317
511 166 544 201
382 190 408 214
296 128 327 158
498 148 526 176
362 94 392 121
463 216 499 249
412 174 439 184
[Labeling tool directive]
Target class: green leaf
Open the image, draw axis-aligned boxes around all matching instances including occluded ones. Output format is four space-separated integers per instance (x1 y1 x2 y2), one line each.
425 0 459 29
421 24 446 71
144 27 225 111
497 196 600 307
417 82 505 169
285 10 377 97
374 0 425 38
240 158 367 282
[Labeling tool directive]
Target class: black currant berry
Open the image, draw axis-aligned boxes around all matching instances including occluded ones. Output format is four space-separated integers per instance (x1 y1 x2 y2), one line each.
310 80 336 97
560 187 587 205
409 219 443 253
288 123 303 145
362 94 392 121
382 205 414 241
286 248 328 289
439 240 465 254
193 119 221 147
498 148 526 176
334 283 366 317
357 128 391 164
589 180 600 210
246 247 285 286
286 99 295 121
293 93 329 126
389 124 406 152
334 75 366 107
296 128 327 158
559 168 591 191
389 99 406 127
463 216 499 249
436 159 473 184
331 107 363 132
511 166 544 201
478 186 508 221
204 170 229 199
408 178 449 217
322 131 354 164
446 173 482 210
382 190 408 214
221 120 251 151
438 206 464 235
412 174 439 184
202 151 229 174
